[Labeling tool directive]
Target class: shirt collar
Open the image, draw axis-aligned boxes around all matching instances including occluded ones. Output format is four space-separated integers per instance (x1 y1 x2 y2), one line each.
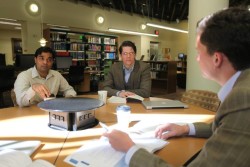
123 63 135 72
218 71 241 102
32 66 53 79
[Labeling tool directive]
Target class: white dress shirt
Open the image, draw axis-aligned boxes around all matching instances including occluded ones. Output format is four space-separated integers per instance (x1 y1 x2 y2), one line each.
14 66 76 107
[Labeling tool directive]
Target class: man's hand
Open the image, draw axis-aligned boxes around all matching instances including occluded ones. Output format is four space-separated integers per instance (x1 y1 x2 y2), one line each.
103 129 135 152
155 123 190 139
32 83 51 99
118 91 135 98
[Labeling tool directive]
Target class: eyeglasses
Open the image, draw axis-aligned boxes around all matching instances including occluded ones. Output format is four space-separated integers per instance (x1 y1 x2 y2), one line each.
122 52 135 56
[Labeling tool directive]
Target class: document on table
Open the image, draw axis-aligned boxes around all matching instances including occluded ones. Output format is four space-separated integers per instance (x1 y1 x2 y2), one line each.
64 139 125 167
0 140 41 156
64 126 168 167
0 149 55 167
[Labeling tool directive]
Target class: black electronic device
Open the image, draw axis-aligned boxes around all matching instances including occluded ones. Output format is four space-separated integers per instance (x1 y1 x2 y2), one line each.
55 56 72 71
15 54 35 70
0 53 6 66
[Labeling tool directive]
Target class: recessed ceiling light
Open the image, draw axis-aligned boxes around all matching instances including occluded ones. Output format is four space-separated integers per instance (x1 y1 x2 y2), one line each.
96 14 105 25
29 3 39 13
141 24 146 30
25 1 41 16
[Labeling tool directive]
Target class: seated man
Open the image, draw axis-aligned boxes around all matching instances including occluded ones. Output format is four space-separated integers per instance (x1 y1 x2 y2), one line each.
14 47 76 107
104 7 250 167
103 41 151 98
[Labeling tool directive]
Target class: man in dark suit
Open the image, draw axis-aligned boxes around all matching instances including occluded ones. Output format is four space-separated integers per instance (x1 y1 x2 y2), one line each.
103 7 250 167
103 40 151 98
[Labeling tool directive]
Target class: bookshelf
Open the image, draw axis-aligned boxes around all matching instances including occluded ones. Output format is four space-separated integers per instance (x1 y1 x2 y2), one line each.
176 54 187 89
177 60 187 74
44 29 118 74
145 61 177 94
44 29 118 92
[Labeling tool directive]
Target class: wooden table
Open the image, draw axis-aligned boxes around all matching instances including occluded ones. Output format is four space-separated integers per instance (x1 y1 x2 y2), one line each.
0 95 215 166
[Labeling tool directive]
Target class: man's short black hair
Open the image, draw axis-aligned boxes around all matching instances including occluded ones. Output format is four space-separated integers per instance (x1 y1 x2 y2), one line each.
197 7 250 70
119 41 137 54
35 47 56 58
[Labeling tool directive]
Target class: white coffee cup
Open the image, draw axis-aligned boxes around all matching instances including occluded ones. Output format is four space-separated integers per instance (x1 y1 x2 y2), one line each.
98 90 108 104
116 105 131 131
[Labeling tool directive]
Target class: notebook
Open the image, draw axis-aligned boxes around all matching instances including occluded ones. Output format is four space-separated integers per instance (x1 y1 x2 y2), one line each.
0 140 41 156
142 100 188 109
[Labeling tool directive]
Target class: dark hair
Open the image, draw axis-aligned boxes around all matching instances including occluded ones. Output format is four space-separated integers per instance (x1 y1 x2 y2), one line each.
197 7 250 70
35 47 56 58
119 41 137 54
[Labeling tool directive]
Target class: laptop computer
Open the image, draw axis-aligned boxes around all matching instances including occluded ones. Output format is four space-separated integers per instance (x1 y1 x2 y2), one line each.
142 100 188 109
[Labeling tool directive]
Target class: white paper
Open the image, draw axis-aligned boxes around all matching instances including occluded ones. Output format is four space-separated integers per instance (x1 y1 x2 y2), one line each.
64 125 168 167
0 149 55 167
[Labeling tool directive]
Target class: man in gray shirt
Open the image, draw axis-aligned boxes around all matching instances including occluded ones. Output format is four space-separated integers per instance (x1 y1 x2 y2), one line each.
14 47 76 107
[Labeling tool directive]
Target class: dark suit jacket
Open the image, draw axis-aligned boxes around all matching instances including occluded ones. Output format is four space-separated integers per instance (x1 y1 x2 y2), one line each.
103 61 151 97
130 68 250 167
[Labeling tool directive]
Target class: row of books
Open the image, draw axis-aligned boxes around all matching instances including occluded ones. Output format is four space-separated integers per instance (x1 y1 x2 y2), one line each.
103 38 116 45
104 53 116 59
150 64 168 71
104 45 116 52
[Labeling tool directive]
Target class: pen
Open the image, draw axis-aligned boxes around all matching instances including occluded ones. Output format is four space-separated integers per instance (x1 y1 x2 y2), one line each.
99 122 109 132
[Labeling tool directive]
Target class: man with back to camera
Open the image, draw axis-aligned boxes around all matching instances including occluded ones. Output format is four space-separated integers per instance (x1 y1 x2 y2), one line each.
14 46 76 107
102 40 151 98
103 7 250 166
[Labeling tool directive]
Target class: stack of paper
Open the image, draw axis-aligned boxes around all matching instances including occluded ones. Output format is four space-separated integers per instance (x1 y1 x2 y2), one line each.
64 126 168 167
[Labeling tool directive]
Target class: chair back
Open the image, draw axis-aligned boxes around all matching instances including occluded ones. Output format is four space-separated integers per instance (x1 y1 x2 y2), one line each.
181 89 220 112
68 65 84 86
11 89 18 106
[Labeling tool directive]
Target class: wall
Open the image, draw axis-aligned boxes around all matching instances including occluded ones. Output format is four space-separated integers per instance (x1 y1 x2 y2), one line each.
0 29 21 65
0 0 188 64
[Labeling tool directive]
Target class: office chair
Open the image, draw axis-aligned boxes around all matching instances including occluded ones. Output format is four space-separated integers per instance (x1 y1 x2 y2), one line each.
68 65 84 93
0 65 15 108
11 89 18 106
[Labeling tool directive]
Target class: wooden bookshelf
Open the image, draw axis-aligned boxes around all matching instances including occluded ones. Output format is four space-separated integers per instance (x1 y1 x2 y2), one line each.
144 61 177 94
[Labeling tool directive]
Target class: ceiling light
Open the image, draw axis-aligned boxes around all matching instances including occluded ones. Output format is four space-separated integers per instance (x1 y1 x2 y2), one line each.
108 28 158 37
0 18 17 22
0 21 21 26
97 16 104 24
146 23 188 34
96 14 105 25
39 38 47 47
25 1 41 16
141 24 146 30
29 3 39 13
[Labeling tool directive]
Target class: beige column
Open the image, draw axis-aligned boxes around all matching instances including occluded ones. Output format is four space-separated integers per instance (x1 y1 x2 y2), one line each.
186 0 229 92
21 20 42 54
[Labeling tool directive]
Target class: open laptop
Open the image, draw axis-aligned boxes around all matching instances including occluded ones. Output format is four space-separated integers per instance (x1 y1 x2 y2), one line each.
0 140 41 156
142 100 188 109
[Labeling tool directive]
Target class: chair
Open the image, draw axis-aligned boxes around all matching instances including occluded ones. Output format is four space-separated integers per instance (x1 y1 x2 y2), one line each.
0 65 16 108
181 89 220 112
68 65 84 93
11 89 18 106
